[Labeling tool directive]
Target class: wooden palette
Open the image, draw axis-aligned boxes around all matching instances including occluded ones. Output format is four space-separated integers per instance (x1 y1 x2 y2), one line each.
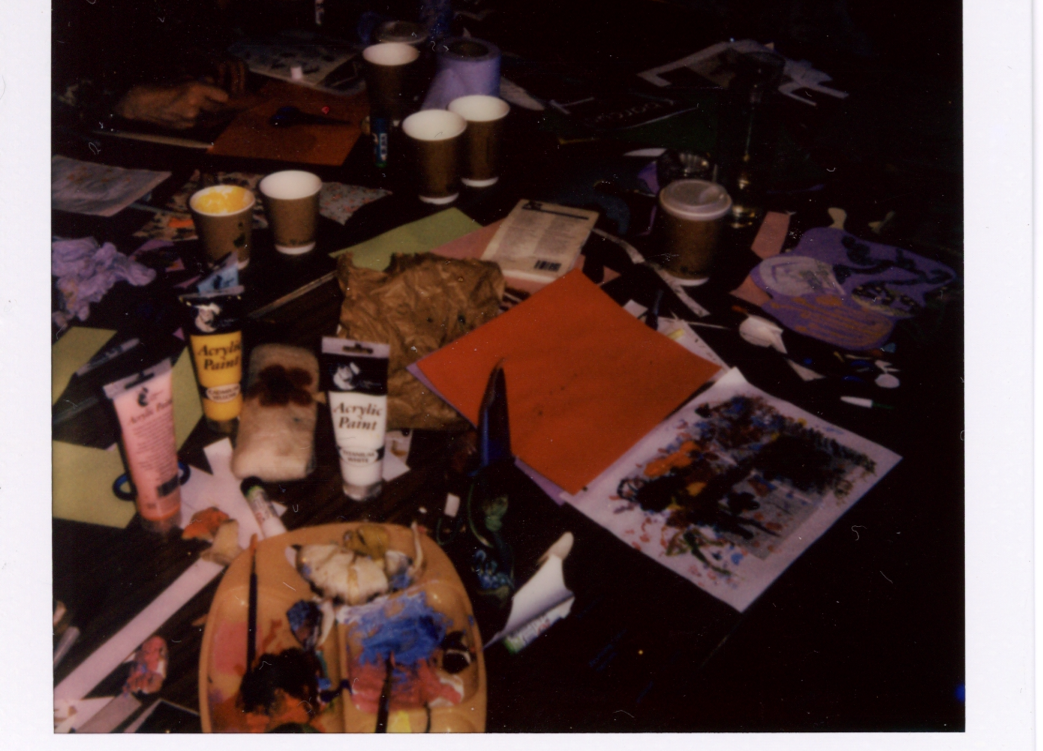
199 523 486 732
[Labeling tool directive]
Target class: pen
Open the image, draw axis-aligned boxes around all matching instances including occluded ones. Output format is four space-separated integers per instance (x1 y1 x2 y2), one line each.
840 396 894 409
75 338 141 377
645 289 663 330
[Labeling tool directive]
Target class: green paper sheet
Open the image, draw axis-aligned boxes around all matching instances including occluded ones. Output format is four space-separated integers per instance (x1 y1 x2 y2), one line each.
330 208 481 269
52 441 136 528
52 328 117 405
51 348 202 528
171 348 204 448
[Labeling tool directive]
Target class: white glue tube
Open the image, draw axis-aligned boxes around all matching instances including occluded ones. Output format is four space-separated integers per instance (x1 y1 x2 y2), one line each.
104 359 182 536
240 478 288 538
321 337 390 501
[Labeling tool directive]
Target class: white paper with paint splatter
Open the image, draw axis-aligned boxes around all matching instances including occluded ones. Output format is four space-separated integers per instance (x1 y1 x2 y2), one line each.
52 155 170 217
564 368 901 612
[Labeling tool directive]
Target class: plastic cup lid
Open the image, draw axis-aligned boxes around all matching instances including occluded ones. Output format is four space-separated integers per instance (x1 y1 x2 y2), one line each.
659 179 732 221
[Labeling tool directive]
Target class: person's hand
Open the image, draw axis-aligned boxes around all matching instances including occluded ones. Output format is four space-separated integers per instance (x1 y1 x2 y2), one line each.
114 81 230 129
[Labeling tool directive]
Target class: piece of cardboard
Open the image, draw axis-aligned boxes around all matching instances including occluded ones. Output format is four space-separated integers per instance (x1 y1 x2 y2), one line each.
415 270 721 494
52 328 117 405
330 208 481 268
208 80 368 166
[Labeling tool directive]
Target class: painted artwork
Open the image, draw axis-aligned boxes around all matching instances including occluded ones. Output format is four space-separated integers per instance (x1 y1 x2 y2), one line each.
748 227 957 350
228 36 362 95
565 369 901 612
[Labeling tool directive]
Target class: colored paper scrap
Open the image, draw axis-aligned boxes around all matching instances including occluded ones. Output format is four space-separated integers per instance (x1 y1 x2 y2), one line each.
330 208 481 267
319 182 390 225
52 350 202 529
415 270 721 494
171 350 204 448
751 211 791 259
564 368 901 612
208 80 368 166
52 327 116 405
52 441 136 529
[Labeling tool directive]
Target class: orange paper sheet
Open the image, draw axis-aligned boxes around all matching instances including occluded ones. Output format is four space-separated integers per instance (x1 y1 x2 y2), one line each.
209 80 368 166
416 270 720 494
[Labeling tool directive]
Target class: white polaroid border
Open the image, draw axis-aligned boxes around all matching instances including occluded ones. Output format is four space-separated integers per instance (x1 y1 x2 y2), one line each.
1 0 1031 749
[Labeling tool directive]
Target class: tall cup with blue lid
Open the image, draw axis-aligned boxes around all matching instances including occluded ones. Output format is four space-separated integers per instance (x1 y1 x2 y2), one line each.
657 179 732 279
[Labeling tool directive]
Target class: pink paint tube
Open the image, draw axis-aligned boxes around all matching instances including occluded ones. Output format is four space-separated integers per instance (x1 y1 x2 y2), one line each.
104 359 182 536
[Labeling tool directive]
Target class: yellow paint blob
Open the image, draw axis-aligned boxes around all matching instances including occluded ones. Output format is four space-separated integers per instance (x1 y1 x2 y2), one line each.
193 185 253 215
388 711 412 733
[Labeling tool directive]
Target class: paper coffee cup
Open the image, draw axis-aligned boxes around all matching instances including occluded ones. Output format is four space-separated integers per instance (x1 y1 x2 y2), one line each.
189 185 255 270
259 171 322 255
448 95 509 187
363 42 420 122
402 109 467 205
656 180 732 279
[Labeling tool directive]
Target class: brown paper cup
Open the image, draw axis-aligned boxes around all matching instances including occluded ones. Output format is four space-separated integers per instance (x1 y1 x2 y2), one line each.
448 95 509 187
656 180 732 279
259 171 323 255
189 186 255 269
402 109 467 205
363 43 420 122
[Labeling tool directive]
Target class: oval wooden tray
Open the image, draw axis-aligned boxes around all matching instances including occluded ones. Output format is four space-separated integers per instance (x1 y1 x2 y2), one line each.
198 523 487 732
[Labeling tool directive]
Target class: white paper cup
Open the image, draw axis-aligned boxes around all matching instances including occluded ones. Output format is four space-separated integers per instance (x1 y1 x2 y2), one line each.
448 95 510 187
363 42 421 121
402 110 467 204
259 171 323 255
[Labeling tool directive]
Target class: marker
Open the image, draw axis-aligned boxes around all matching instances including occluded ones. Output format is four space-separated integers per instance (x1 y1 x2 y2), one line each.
841 396 894 409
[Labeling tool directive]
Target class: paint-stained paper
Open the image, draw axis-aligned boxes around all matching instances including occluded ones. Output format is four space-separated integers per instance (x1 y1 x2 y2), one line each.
564 368 901 612
52 156 171 217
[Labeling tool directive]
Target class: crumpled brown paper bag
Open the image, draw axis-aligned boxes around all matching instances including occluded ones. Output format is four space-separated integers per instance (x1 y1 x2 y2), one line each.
336 252 504 429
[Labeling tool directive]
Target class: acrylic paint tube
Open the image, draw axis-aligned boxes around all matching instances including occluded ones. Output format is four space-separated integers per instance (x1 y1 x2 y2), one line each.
321 337 390 500
178 286 245 433
104 359 182 536
240 477 288 538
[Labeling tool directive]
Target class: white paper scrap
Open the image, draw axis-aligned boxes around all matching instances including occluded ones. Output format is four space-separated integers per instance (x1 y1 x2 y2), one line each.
54 558 224 702
54 697 114 734
485 554 574 647
181 438 265 549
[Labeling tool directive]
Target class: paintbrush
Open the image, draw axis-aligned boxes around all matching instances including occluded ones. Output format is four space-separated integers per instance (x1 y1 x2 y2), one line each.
246 535 258 671
374 655 393 732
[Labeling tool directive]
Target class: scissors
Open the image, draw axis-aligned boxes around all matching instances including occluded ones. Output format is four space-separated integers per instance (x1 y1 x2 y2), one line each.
436 362 516 603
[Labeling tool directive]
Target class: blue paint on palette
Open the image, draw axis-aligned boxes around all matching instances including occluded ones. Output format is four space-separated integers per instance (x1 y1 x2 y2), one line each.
346 591 448 667
731 552 744 565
